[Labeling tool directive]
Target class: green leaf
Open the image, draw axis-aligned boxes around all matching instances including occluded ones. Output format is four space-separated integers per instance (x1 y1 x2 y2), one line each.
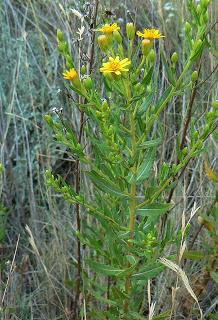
137 203 172 223
161 51 176 86
138 137 162 149
137 93 153 116
88 171 129 199
86 260 134 277
183 250 205 261
152 310 171 320
155 85 173 111
136 149 155 183
132 262 164 280
142 65 154 86
91 291 118 306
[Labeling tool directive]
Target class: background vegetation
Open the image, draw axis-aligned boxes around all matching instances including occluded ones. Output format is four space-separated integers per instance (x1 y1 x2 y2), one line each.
0 0 217 319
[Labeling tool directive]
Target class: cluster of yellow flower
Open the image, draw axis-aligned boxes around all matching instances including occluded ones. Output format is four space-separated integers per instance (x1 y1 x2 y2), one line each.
62 23 163 83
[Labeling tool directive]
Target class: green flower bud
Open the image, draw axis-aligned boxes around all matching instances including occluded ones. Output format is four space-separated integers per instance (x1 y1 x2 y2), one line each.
203 124 210 136
113 30 122 44
57 29 64 42
96 111 102 119
97 35 110 52
194 130 199 139
83 76 93 90
203 12 209 23
126 22 135 40
44 114 53 126
81 65 86 75
197 140 203 150
196 4 201 14
182 147 188 155
172 163 177 174
141 39 153 56
185 22 191 34
148 49 155 63
191 71 198 82
200 0 210 10
193 39 203 52
102 99 109 111
171 52 178 64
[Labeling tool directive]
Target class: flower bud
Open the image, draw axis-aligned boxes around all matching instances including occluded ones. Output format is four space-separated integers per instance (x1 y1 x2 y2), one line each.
44 114 53 126
171 52 178 64
197 140 203 150
193 131 198 140
182 147 188 155
203 12 209 23
203 124 210 136
191 71 198 82
185 22 191 34
196 4 201 14
113 30 122 44
172 163 177 174
193 39 203 52
147 49 155 63
126 22 135 40
102 99 109 111
200 0 210 10
57 29 64 42
81 65 86 75
83 76 93 90
141 39 153 56
97 35 110 52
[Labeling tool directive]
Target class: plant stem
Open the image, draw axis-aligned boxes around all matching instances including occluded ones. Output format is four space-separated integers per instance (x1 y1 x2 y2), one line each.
124 107 137 313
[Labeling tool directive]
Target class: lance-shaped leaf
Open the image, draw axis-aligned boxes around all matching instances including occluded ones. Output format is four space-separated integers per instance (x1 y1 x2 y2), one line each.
137 203 172 222
136 148 156 183
132 262 164 280
86 260 135 277
88 171 129 198
138 137 162 149
142 65 154 86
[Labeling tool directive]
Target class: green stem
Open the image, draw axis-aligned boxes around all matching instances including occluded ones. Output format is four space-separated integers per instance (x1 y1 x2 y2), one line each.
124 107 137 313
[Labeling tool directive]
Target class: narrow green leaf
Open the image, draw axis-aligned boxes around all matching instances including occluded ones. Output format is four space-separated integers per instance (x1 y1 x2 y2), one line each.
137 203 172 221
142 65 154 86
138 138 162 149
136 149 155 183
88 171 129 199
132 262 164 280
155 85 173 111
137 93 153 116
161 51 176 86
86 260 133 277
183 250 205 261
152 310 171 320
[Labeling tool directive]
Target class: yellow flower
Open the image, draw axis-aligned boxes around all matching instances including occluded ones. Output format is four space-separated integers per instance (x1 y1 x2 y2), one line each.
63 68 78 81
100 56 131 76
136 28 164 40
96 23 120 34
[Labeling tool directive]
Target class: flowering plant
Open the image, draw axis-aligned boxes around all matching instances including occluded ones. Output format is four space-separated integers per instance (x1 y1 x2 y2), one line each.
44 1 217 318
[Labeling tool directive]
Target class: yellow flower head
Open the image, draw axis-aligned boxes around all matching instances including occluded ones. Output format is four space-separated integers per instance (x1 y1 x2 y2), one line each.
100 56 131 76
96 23 120 34
136 28 164 40
63 68 78 81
